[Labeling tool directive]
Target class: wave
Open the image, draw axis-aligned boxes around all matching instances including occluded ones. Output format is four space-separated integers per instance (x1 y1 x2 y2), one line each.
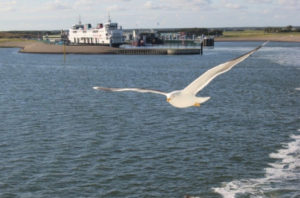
295 88 300 91
213 133 300 198
260 47 300 68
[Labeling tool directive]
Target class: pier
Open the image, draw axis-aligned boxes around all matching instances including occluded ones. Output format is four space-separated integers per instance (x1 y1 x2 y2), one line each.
20 42 202 55
117 48 201 55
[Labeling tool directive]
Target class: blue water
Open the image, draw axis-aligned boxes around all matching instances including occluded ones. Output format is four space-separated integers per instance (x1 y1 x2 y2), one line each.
0 42 299 198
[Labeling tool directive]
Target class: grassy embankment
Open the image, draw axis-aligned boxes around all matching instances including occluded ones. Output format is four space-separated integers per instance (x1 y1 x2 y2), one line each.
0 31 40 48
0 38 27 43
216 30 300 42
0 38 37 48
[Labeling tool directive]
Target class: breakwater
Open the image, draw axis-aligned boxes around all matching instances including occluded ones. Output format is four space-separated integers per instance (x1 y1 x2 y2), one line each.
19 42 201 55
117 48 201 55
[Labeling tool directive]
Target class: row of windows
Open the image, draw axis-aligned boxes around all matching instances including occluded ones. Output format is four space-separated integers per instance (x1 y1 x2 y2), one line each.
72 30 101 34
72 37 109 44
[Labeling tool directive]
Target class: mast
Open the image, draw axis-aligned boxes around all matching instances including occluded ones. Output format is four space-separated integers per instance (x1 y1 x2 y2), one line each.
108 13 111 23
78 15 82 25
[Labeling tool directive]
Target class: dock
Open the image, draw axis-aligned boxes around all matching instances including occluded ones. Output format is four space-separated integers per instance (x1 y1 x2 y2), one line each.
117 48 201 55
19 42 202 55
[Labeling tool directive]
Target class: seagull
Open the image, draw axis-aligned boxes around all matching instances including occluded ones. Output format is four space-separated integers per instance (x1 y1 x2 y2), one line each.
93 42 267 108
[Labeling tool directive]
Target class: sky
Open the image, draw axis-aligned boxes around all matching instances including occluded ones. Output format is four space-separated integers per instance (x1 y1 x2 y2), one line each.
0 0 299 30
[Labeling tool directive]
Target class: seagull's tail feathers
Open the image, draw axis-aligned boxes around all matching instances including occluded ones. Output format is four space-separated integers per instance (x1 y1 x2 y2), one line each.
197 96 211 104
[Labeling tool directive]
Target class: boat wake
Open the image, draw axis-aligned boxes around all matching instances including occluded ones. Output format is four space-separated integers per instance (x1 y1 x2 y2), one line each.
213 132 300 198
261 47 300 68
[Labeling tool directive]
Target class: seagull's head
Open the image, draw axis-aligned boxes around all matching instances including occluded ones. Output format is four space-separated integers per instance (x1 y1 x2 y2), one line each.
167 97 171 102
166 91 180 103
166 93 173 103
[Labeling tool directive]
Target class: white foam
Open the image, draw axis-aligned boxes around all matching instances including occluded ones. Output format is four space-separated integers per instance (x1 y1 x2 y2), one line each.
295 88 300 91
261 47 300 68
213 134 300 198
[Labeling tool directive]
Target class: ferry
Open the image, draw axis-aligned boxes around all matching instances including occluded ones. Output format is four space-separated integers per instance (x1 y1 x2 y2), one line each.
68 17 124 47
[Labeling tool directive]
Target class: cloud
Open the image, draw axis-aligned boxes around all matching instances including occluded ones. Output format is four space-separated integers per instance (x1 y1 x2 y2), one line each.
193 0 212 5
273 14 286 19
73 0 94 10
247 0 273 3
172 0 211 4
0 0 17 12
144 1 166 9
106 4 127 12
219 0 245 10
262 9 270 14
156 0 213 11
278 0 298 5
224 2 243 9
45 0 70 10
278 0 300 9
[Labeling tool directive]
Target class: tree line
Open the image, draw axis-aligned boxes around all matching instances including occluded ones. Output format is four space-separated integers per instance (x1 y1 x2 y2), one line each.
158 28 223 36
0 31 61 39
264 25 300 33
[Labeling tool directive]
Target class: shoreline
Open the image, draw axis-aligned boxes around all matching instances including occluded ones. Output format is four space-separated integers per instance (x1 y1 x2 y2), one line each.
215 34 300 42
215 38 300 42
1 41 201 55
1 35 299 54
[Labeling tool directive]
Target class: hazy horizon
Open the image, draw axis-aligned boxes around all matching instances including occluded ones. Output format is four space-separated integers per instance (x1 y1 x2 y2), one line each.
0 0 299 31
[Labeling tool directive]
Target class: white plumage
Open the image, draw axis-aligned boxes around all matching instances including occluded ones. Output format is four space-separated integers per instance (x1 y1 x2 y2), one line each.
94 42 267 108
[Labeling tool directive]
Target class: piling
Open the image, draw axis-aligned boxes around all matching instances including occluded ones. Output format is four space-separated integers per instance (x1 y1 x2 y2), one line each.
203 37 214 46
200 42 203 55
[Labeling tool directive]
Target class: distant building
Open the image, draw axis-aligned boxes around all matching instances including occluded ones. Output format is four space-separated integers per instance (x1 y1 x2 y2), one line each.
123 29 163 46
42 34 62 43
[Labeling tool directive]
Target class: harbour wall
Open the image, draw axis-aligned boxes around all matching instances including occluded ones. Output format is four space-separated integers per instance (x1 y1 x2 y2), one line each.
19 42 201 55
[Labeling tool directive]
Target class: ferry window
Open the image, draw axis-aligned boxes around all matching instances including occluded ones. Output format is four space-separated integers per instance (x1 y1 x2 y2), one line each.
109 24 117 30
73 31 77 33
83 31 86 33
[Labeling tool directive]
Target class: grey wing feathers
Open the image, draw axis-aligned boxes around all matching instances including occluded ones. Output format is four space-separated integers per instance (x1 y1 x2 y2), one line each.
182 42 266 95
93 86 167 96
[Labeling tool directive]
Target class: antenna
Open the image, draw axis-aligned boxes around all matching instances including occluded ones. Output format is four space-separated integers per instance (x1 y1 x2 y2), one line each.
108 12 111 23
78 15 82 25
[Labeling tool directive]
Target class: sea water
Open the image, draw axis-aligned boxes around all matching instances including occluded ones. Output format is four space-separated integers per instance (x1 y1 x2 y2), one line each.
0 42 299 198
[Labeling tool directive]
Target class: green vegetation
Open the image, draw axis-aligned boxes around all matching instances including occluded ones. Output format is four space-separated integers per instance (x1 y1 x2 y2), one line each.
0 38 26 42
0 31 61 39
222 30 266 37
264 25 300 33
158 28 223 36
222 29 300 38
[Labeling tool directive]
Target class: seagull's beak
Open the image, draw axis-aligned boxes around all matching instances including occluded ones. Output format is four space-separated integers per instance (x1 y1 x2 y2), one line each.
167 98 171 102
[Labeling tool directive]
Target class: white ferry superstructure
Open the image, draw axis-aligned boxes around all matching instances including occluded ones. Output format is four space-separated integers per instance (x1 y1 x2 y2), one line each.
68 17 124 47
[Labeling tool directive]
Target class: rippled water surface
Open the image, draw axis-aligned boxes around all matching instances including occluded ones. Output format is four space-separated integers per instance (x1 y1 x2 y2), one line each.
0 42 299 198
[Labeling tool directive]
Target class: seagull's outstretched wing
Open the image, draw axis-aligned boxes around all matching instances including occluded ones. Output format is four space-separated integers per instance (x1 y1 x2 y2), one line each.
93 86 168 96
182 42 267 95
